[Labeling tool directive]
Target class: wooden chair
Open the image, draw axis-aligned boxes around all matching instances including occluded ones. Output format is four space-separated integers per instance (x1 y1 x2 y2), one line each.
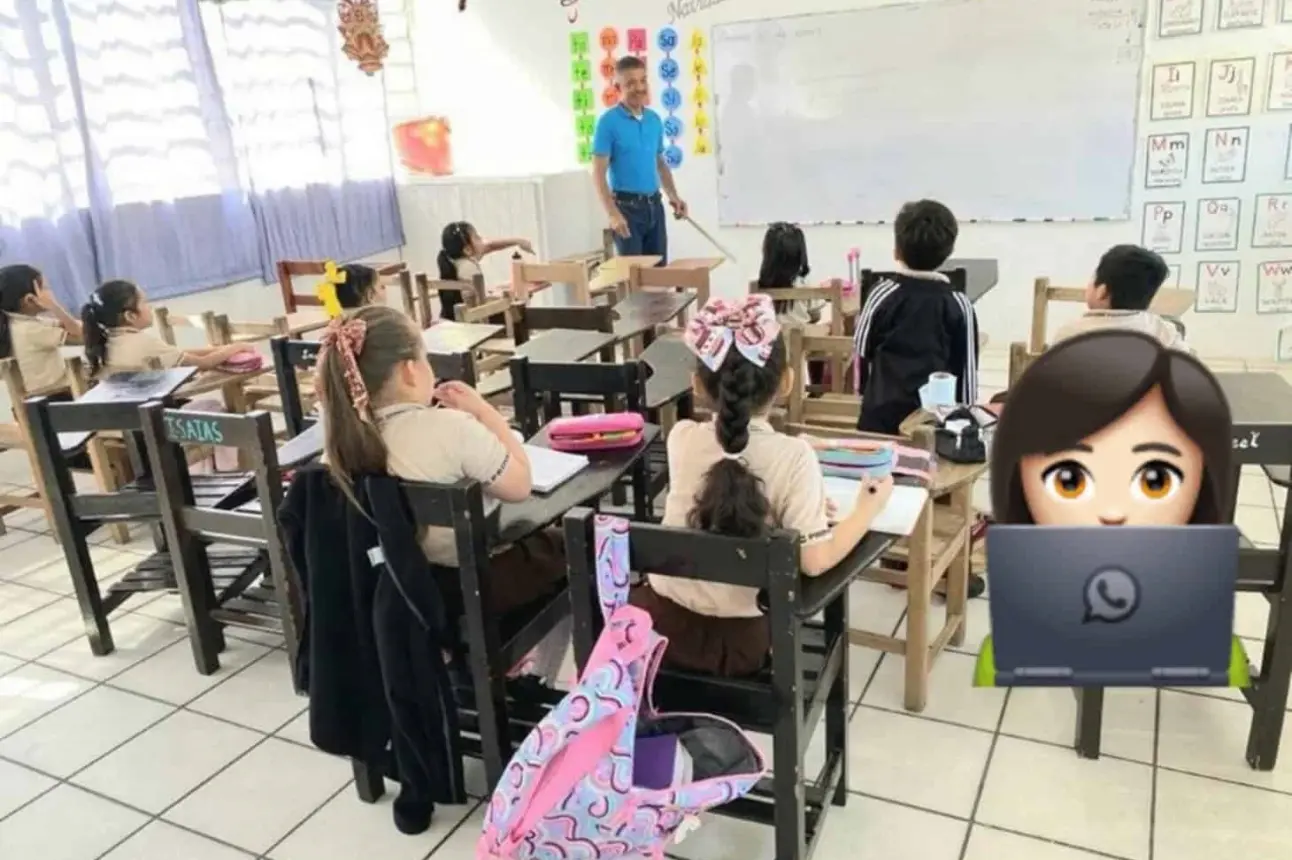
139 403 302 679
398 271 488 328
508 355 652 519
783 329 977 711
564 508 892 860
749 281 844 335
510 260 592 305
453 297 520 379
24 391 254 656
350 476 569 798
155 308 220 347
1028 276 1196 354
0 357 131 542
276 259 407 314
630 264 713 323
784 330 858 434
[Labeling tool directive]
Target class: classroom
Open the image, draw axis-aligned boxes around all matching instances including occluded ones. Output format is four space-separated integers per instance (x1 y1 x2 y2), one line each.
0 0 1289 858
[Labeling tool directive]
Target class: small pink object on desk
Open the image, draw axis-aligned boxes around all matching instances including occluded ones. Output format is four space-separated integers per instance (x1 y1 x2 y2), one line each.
546 412 645 452
843 247 860 297
218 350 265 373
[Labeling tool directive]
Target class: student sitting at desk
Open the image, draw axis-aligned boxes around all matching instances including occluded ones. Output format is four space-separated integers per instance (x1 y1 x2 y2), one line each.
313 305 566 615
1053 244 1191 353
316 261 386 318
436 221 534 322
755 222 840 392
81 280 247 377
854 200 978 435
632 295 893 677
0 263 83 393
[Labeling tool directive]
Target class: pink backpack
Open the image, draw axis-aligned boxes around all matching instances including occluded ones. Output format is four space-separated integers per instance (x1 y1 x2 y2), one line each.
476 515 766 860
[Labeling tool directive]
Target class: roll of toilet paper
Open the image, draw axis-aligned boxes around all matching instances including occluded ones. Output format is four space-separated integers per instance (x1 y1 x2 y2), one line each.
925 372 957 407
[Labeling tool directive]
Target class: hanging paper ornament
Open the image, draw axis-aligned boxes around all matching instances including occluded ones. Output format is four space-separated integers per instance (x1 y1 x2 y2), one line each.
337 0 389 75
570 31 595 164
689 29 711 156
599 27 620 107
657 26 683 169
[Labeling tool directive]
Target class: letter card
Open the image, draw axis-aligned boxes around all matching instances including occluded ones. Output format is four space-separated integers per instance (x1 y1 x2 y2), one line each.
1143 202 1186 254
1195 261 1241 313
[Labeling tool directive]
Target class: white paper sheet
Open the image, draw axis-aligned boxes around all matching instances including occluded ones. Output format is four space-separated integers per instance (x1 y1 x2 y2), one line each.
823 477 929 538
525 445 589 493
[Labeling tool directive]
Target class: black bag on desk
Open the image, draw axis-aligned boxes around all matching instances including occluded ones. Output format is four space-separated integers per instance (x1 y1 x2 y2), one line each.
934 407 990 465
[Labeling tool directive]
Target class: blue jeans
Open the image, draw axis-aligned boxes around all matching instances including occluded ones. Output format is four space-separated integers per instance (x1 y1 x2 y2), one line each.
613 192 668 262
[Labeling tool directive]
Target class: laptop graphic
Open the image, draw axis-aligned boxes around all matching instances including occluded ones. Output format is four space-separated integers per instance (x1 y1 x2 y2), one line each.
985 525 1241 687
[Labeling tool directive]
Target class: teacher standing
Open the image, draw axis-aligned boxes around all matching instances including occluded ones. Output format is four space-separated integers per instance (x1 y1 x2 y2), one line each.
592 56 688 262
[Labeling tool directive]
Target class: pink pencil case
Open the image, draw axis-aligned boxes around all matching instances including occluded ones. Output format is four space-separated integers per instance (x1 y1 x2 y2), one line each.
547 412 645 452
219 350 264 373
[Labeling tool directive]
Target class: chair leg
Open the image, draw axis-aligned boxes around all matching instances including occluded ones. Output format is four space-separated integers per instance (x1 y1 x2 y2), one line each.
1247 591 1292 770
904 505 933 712
770 615 807 860
945 485 972 648
825 596 848 807
1073 687 1104 759
352 758 386 803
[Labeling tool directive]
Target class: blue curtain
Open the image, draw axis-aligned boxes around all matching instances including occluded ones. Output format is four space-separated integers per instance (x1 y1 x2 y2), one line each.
0 0 402 307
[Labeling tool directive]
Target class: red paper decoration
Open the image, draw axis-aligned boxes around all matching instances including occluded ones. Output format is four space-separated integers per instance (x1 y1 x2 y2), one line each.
337 0 389 76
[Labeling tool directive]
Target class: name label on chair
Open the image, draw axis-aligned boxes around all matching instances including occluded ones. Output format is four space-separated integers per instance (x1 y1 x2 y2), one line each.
163 414 225 445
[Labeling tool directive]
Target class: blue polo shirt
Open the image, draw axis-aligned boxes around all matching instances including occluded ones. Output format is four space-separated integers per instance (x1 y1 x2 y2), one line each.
592 104 664 195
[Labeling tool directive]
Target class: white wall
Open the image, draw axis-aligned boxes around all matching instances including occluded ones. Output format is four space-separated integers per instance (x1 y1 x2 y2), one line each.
408 0 1292 358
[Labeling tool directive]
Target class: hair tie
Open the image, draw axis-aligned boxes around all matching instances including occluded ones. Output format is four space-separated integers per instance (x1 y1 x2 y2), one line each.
319 317 371 421
684 294 782 372
720 450 744 461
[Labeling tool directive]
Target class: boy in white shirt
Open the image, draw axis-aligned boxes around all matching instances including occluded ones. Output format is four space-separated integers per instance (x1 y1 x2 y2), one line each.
1053 244 1190 352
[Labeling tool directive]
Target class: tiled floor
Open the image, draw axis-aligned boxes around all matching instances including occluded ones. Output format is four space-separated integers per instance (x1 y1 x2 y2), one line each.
0 345 1290 859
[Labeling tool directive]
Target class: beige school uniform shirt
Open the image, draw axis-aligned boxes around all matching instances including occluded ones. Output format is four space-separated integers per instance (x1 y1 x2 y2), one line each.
6 313 70 391
104 327 184 374
454 258 482 282
651 417 832 618
1053 310 1192 354
375 402 511 566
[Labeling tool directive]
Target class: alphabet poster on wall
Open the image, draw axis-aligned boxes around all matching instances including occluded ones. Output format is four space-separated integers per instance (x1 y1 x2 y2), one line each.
1146 133 1189 187
1167 263 1183 287
1202 127 1250 182
1196 197 1242 250
1253 193 1292 246
1151 62 1196 120
1218 0 1266 29
1207 58 1256 117
1143 202 1186 253
1277 322 1292 361
1257 260 1292 313
1284 0 1292 24
1159 0 1205 36
1269 53 1292 111
1195 261 1241 312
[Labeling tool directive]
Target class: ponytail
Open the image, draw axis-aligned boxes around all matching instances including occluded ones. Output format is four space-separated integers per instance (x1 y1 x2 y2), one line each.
687 338 789 539
688 360 772 537
81 280 141 376
438 221 474 280
316 305 424 509
334 264 379 310
0 264 44 360
757 222 810 316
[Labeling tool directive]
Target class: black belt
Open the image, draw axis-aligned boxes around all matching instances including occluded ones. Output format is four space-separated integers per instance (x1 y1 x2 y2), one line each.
613 191 661 203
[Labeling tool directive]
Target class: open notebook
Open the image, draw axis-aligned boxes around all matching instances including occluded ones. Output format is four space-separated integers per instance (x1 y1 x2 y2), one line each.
524 444 589 493
823 476 928 537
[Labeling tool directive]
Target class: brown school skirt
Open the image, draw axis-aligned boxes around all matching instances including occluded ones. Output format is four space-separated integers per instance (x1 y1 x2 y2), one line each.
629 583 771 678
477 528 567 616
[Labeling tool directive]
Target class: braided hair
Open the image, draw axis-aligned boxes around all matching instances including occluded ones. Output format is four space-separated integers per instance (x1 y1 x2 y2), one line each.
687 336 788 538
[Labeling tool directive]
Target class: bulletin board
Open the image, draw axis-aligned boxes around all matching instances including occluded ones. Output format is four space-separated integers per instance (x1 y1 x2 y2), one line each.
1139 0 1292 352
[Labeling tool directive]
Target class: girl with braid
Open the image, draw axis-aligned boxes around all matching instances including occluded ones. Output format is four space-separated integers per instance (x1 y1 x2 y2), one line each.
631 295 894 676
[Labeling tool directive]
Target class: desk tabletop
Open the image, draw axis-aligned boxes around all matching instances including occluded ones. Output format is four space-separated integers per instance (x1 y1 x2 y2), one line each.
59 368 198 452
515 328 617 363
588 256 663 293
841 257 999 315
277 422 323 468
497 422 660 544
422 321 504 355
284 310 330 336
640 334 694 410
612 290 697 341
177 367 265 398
1216 372 1292 465
668 257 724 271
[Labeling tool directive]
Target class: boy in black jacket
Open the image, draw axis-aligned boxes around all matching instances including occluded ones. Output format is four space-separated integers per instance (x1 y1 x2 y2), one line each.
854 200 979 434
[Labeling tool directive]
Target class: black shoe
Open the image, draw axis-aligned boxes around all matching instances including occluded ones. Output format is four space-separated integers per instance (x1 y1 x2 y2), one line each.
392 793 433 835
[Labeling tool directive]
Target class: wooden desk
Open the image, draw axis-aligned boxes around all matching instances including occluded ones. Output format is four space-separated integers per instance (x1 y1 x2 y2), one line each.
497 422 660 543
422 321 504 355
277 423 323 469
640 334 694 411
611 290 697 346
476 329 620 400
669 257 724 271
589 255 662 295
1151 288 1196 318
841 257 1000 316
59 369 196 453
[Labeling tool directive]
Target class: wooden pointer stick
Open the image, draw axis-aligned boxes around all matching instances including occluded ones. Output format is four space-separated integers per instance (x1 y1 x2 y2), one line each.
679 214 738 263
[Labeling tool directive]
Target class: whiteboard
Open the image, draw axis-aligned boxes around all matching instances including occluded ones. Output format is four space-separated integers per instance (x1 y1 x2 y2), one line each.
711 0 1146 225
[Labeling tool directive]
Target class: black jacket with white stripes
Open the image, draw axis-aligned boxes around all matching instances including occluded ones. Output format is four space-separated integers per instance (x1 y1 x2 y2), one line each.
852 272 979 435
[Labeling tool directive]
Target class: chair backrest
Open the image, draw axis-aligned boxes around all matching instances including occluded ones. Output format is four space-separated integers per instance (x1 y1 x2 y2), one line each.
508 356 646 438
270 337 322 438
138 402 302 667
749 281 845 335
513 303 613 346
1008 340 1042 387
211 314 289 346
631 264 712 310
1028 276 1196 353
785 329 860 434
407 272 487 327
155 308 219 346
276 259 406 313
511 260 590 304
